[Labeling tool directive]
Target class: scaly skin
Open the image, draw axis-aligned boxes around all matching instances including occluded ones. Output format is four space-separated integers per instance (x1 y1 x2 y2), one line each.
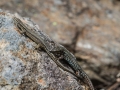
13 17 80 79
13 17 94 90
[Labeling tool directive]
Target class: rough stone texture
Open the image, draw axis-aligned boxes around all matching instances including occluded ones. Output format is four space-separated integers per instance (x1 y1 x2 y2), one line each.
0 12 83 90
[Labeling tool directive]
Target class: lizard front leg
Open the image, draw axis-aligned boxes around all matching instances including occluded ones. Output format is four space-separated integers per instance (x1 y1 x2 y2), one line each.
34 43 45 52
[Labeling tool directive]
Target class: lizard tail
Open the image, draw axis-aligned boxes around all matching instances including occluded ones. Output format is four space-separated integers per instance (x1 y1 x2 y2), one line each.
77 70 95 90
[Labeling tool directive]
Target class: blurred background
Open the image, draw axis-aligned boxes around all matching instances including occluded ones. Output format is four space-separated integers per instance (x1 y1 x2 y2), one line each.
0 0 120 89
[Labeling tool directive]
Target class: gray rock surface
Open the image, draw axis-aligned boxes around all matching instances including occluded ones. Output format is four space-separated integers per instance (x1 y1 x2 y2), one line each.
0 11 83 90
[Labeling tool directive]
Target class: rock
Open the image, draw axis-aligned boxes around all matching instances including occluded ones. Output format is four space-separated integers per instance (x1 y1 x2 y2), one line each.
1 0 120 89
0 11 83 90
75 24 120 66
75 1 120 66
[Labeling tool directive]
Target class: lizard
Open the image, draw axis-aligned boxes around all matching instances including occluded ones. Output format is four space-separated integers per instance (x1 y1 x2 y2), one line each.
13 17 94 90
13 17 79 79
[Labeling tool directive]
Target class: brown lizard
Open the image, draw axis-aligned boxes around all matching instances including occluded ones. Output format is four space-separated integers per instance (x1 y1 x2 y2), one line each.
13 17 94 90
13 17 78 78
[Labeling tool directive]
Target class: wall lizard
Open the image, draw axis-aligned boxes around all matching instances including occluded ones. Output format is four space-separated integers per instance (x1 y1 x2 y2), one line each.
13 17 94 90
13 17 78 78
